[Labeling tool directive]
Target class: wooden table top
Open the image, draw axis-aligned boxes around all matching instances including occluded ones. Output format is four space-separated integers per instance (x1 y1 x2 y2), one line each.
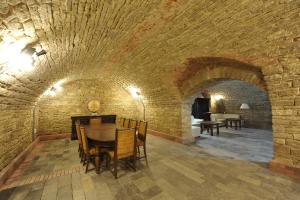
226 118 242 121
85 123 125 142
201 121 223 125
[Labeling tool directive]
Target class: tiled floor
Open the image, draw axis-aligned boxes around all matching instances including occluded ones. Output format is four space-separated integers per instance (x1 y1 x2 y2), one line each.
1 134 300 200
192 126 273 163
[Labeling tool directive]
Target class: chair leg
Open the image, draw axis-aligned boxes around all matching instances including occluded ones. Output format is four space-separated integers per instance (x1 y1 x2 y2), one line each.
132 155 137 171
82 154 87 165
85 155 90 173
106 154 111 169
137 146 140 158
143 144 148 166
81 151 84 163
80 149 83 161
80 149 84 162
105 154 108 168
114 158 118 179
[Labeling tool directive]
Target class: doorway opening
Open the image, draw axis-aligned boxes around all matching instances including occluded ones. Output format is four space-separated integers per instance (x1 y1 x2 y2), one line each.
189 80 273 163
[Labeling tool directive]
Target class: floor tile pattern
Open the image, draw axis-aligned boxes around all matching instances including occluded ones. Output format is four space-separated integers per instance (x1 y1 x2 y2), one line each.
192 126 273 162
0 134 300 200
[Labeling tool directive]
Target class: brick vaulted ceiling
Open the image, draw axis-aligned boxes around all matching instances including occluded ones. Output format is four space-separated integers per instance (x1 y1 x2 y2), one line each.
0 0 299 105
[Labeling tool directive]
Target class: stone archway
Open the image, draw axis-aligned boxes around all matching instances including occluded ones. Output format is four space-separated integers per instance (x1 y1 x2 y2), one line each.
175 57 266 97
177 57 269 143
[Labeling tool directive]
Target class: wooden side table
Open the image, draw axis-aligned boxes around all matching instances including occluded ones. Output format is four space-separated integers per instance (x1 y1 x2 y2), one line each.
225 118 242 130
200 121 222 136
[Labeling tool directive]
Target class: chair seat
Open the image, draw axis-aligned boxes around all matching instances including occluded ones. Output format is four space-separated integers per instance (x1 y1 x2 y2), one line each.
136 139 144 146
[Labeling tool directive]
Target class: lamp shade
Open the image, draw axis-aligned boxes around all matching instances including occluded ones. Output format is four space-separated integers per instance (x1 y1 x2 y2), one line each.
240 103 250 110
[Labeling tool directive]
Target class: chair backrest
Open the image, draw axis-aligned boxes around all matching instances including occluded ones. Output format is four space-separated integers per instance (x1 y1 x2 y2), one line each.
138 121 148 142
129 119 137 129
116 117 120 126
80 126 89 154
90 118 102 127
75 120 82 145
123 118 130 128
117 117 124 126
119 118 125 126
114 128 136 159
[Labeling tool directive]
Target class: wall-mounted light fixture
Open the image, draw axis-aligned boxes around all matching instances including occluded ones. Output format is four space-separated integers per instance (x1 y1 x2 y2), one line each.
1 41 47 73
213 94 224 101
129 86 143 99
43 80 64 97
128 86 145 121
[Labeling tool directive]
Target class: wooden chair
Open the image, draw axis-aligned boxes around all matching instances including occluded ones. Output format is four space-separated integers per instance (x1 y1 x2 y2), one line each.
75 120 83 161
107 128 137 179
129 119 137 129
80 126 97 173
90 118 102 127
136 121 148 165
123 118 130 128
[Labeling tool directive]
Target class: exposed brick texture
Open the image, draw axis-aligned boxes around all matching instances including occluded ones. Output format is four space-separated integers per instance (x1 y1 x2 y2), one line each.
0 0 299 170
208 80 272 130
37 79 140 134
0 105 33 171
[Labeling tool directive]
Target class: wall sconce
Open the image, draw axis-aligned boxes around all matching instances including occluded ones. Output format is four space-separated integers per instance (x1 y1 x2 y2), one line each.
213 95 224 101
43 80 64 97
128 86 145 121
48 87 57 97
3 42 47 72
20 47 47 61
240 103 250 110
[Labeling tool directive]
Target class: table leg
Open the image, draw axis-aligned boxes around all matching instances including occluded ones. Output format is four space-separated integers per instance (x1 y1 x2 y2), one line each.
239 120 242 129
210 126 213 136
95 146 101 174
230 121 232 128
225 120 228 128
217 124 219 136
200 124 203 134
235 121 238 130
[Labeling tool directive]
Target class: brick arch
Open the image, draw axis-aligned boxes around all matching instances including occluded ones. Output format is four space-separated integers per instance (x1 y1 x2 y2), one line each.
175 57 267 98
178 57 271 143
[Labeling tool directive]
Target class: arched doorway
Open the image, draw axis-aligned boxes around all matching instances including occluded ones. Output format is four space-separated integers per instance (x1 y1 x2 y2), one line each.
178 57 273 163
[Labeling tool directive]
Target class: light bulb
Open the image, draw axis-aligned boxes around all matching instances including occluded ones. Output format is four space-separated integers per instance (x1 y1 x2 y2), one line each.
128 86 142 99
213 95 224 101
7 52 34 72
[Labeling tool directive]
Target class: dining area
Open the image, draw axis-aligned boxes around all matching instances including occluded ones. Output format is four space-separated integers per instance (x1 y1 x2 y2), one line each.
1 117 300 200
75 117 148 178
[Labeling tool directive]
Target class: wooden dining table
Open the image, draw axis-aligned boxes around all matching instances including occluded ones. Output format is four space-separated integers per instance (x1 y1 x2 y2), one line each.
85 123 125 174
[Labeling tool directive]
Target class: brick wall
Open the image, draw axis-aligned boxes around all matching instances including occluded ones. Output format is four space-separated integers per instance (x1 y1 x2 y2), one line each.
263 65 300 167
0 105 33 171
37 79 140 134
37 79 183 138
